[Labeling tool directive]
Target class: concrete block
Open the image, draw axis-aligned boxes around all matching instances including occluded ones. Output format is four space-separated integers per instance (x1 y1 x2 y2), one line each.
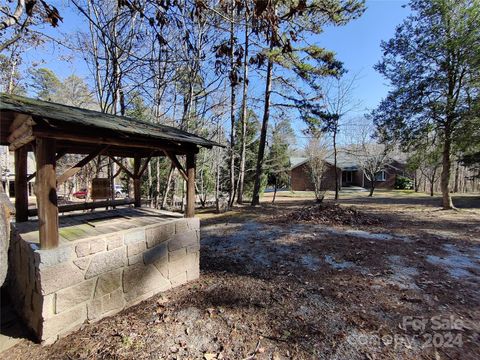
35 246 73 268
42 304 87 340
168 253 198 278
175 220 189 234
128 254 143 266
75 242 90 258
146 223 174 248
186 217 200 231
187 244 201 253
39 262 85 295
123 264 170 303
168 231 197 252
73 257 90 271
143 242 168 265
169 248 187 262
102 288 125 313
170 271 187 287
87 298 102 321
153 256 168 278
124 229 145 245
94 269 122 298
56 279 96 313
90 238 106 254
127 241 146 257
106 234 123 250
187 266 200 281
85 247 126 279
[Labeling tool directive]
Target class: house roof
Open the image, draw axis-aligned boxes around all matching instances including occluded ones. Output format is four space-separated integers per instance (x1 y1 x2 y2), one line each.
290 157 309 169
290 151 404 172
290 153 360 171
0 94 221 155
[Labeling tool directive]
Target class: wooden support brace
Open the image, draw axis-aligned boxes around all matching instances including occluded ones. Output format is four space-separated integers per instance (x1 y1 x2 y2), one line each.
110 156 134 178
138 152 154 178
57 145 109 186
164 151 188 181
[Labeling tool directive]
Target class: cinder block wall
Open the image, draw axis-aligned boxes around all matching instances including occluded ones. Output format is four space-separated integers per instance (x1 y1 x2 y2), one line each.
8 217 200 344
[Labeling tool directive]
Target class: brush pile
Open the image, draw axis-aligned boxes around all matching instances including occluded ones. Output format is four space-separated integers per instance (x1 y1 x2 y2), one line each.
280 203 380 226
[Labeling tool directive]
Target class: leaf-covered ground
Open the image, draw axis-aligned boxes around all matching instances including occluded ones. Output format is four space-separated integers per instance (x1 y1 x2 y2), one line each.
3 192 480 359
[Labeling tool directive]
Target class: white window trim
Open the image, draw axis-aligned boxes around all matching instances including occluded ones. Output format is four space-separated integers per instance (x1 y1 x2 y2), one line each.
375 170 387 182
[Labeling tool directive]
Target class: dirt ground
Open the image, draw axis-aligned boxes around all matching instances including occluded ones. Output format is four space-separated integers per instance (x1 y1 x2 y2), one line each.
3 191 480 359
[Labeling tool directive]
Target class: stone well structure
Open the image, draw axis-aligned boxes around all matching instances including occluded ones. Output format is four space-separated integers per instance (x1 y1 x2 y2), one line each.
8 208 200 344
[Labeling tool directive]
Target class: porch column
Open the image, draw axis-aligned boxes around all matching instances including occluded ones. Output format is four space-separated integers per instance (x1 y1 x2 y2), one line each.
14 146 28 222
186 152 195 218
35 138 59 249
133 156 141 208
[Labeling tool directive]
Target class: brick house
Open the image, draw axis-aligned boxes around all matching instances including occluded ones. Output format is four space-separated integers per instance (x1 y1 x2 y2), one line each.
290 156 408 191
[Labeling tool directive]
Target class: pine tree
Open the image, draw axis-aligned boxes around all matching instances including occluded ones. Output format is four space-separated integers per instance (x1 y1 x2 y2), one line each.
371 0 480 209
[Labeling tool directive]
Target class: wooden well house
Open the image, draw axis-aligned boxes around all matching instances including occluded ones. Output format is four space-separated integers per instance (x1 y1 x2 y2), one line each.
0 93 219 343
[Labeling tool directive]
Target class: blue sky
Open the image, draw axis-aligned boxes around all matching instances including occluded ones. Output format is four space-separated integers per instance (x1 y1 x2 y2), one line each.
22 0 411 142
320 0 410 115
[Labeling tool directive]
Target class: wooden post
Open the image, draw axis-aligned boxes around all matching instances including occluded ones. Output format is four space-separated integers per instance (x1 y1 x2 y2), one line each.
186 152 195 218
14 146 28 222
133 156 141 208
35 138 59 249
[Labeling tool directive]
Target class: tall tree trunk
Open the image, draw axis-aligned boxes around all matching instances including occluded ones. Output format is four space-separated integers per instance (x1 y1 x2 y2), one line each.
369 182 375 197
333 129 339 200
429 174 435 196
7 53 17 94
228 1 237 208
237 12 249 205
251 41 273 206
441 126 453 209
453 160 459 193
162 164 174 209
272 179 277 204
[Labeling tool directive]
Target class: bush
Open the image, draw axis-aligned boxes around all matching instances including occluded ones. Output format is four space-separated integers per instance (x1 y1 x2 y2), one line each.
395 176 413 190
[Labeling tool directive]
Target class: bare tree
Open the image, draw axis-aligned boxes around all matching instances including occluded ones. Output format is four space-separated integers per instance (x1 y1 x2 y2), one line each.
305 135 329 202
319 74 361 200
0 0 62 52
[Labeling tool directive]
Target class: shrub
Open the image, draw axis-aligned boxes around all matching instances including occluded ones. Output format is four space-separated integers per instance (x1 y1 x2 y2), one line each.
395 176 413 190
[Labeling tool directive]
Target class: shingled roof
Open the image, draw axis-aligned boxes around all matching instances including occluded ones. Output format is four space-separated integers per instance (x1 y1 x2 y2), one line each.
0 93 220 152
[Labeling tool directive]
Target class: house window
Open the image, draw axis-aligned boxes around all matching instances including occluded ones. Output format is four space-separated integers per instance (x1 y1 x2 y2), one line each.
375 170 386 182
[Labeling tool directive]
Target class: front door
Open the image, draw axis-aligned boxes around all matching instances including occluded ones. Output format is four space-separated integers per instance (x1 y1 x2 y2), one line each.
342 171 354 186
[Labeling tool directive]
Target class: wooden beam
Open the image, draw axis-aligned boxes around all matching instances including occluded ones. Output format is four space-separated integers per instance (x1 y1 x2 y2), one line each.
164 151 188 181
57 146 109 186
35 138 58 249
110 156 134 178
27 150 66 182
14 146 28 222
8 121 34 143
138 152 154 178
133 156 141 208
33 127 197 155
186 152 195 218
27 198 135 217
113 166 122 179
8 116 36 151
9 114 35 132
9 128 34 151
